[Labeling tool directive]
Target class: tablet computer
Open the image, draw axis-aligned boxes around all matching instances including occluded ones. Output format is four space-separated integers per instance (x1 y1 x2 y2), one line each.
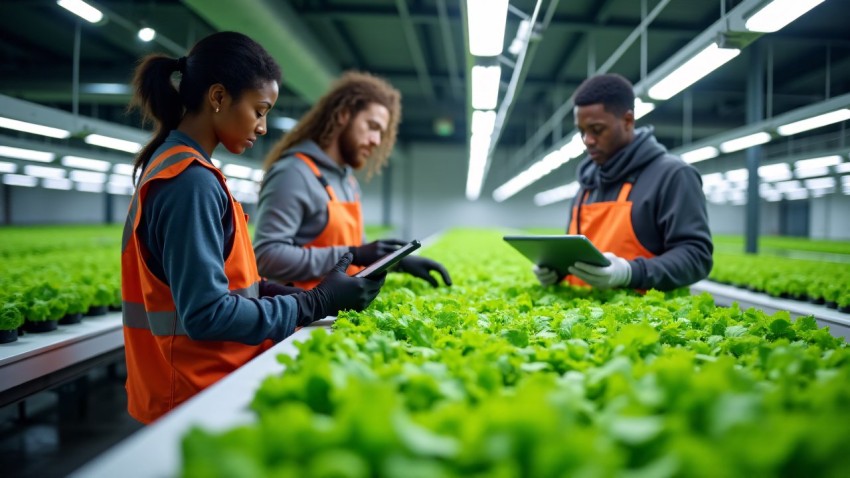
353 240 421 279
503 234 610 277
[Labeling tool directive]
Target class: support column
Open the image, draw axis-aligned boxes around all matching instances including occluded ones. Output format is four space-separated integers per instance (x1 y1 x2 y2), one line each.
745 45 764 254
381 161 392 228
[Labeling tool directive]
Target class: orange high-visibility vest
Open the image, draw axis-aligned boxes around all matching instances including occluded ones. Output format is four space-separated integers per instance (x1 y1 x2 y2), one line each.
121 145 273 424
567 182 655 287
291 153 364 290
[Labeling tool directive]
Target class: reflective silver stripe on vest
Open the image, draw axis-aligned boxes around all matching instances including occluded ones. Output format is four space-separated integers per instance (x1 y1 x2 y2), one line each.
123 301 187 336
122 151 212 252
122 281 259 337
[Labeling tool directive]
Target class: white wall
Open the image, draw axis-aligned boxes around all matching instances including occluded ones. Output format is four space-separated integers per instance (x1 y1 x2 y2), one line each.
359 142 568 240
2 185 130 225
707 201 781 236
811 193 850 240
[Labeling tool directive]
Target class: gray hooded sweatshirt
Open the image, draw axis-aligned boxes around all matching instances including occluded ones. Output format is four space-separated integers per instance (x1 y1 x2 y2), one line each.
570 126 713 290
253 140 366 283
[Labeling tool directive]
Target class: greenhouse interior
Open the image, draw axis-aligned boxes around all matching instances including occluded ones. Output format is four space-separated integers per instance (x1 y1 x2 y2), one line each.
1 0 850 477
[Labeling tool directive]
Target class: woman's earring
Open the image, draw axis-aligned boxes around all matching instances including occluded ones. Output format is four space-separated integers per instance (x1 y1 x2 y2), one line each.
215 107 220 113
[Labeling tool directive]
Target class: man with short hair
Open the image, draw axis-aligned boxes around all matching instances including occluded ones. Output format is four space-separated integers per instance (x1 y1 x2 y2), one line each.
254 71 452 289
534 73 712 291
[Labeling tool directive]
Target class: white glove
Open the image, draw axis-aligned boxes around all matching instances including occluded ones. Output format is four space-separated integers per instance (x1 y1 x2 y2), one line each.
533 265 560 286
568 252 632 289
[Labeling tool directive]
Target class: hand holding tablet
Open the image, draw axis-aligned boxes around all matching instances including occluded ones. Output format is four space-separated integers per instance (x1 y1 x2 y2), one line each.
503 234 610 278
353 240 421 279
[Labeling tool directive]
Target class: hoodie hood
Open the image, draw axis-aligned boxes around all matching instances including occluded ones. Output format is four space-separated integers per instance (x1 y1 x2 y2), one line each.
280 140 351 177
577 126 667 189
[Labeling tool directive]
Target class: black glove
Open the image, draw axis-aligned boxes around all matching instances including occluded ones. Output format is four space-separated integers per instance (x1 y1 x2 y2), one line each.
259 280 303 297
348 239 408 266
291 252 385 325
396 256 452 288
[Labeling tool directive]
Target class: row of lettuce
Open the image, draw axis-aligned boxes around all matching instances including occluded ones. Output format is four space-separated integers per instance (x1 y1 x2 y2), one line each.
0 226 122 334
710 252 850 309
181 229 850 477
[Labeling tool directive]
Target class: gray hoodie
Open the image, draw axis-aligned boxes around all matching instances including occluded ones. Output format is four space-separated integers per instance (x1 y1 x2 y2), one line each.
253 140 366 283
570 126 713 290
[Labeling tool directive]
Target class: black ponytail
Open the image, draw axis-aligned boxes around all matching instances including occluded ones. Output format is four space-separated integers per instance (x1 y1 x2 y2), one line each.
128 55 183 181
128 32 282 182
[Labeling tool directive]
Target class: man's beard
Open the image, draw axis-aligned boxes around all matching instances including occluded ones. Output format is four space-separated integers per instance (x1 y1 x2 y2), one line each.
339 123 364 169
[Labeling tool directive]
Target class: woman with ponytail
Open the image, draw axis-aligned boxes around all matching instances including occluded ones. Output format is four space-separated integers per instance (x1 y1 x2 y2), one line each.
122 31 385 424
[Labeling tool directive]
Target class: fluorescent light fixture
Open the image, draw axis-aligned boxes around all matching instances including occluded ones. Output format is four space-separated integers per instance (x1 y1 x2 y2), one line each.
0 116 71 138
725 168 748 182
466 0 509 57
837 162 850 174
745 0 826 33
491 134 583 203
777 108 850 136
61 156 111 172
471 65 501 110
3 174 38 187
805 177 836 190
465 133 491 200
559 133 585 159
0 145 55 162
211 158 222 168
702 172 724 186
43 178 73 190
728 190 746 205
112 163 135 176
648 43 740 101
508 19 532 56
106 183 134 195
109 174 134 187
76 181 105 193
534 182 580 207
81 83 131 95
719 132 771 153
84 134 142 153
758 163 792 182
681 146 719 164
271 117 298 131
794 155 842 170
222 163 253 179
24 165 66 179
471 110 497 137
775 180 802 192
138 27 156 42
251 169 264 182
0 161 16 173
762 190 782 202
57 0 103 23
842 175 850 187
634 98 655 120
785 189 809 200
795 166 829 179
70 170 107 183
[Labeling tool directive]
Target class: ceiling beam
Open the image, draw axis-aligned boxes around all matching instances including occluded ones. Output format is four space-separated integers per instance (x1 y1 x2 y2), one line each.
182 0 339 103
435 0 462 99
394 0 435 99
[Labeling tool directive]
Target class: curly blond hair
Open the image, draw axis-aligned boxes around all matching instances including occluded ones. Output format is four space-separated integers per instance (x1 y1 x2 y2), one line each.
264 71 401 177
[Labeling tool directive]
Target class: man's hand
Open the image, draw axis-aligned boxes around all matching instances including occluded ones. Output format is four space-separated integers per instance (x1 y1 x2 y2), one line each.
568 252 632 289
396 256 452 287
533 265 560 286
348 239 408 266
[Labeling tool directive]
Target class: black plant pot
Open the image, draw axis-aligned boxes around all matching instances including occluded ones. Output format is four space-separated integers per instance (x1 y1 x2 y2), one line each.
108 304 122 312
809 297 826 305
779 292 791 299
23 320 58 333
86 305 108 317
826 301 838 309
0 329 18 344
840 305 850 314
59 312 83 325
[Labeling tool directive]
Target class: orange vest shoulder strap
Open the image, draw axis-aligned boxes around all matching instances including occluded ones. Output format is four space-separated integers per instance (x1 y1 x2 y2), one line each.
616 183 633 202
295 153 339 202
